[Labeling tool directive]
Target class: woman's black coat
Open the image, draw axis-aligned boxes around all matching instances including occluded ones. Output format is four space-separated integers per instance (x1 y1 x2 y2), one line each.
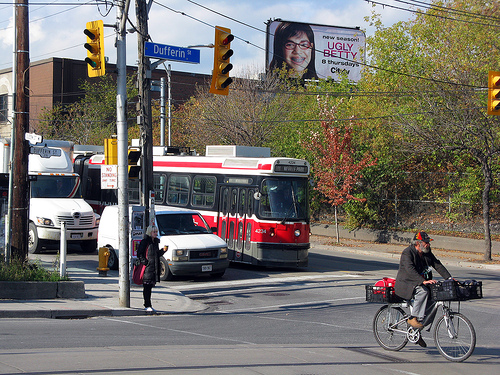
137 236 162 284
394 244 451 300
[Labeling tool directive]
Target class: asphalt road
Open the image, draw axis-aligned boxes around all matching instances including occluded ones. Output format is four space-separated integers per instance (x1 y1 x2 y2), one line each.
1 242 499 374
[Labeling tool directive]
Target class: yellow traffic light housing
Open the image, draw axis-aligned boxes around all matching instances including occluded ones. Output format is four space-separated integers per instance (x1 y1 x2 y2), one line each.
128 149 141 179
104 138 118 165
209 26 234 95
84 20 105 77
488 71 500 116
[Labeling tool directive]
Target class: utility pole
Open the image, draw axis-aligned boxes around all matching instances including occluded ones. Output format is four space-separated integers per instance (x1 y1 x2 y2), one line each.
117 0 131 307
136 0 154 226
10 0 30 261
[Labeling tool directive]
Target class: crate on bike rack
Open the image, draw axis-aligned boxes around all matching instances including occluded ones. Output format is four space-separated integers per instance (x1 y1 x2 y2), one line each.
456 280 483 300
365 285 404 303
430 279 458 301
430 279 483 301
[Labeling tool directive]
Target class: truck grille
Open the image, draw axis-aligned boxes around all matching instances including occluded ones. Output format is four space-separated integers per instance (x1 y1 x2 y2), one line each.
190 249 219 259
56 214 94 228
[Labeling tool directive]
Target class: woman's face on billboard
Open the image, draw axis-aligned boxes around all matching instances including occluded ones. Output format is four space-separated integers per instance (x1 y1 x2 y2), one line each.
283 31 313 73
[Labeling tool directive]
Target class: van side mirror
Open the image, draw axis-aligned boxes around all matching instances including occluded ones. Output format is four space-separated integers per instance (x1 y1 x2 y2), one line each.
211 227 218 234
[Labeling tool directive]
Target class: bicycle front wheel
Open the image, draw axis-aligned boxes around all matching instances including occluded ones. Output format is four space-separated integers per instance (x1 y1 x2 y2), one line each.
434 312 476 362
373 305 408 351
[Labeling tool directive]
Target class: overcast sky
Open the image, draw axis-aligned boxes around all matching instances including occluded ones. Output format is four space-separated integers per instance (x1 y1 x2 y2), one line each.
0 0 410 76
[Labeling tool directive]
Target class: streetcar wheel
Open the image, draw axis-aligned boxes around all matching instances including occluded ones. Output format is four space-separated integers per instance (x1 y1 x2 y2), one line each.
433 312 476 362
373 305 408 351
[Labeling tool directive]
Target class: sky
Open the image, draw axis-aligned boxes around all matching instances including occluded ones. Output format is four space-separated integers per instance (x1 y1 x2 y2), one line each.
0 0 411 77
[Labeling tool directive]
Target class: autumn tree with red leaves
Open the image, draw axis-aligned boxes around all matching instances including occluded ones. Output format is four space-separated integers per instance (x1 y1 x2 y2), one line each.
305 98 377 242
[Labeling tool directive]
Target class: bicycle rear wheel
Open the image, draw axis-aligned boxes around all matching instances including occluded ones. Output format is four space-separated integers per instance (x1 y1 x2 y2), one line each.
373 305 408 351
433 312 476 362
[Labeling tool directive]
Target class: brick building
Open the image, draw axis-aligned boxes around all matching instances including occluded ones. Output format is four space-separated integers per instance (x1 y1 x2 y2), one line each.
0 57 210 139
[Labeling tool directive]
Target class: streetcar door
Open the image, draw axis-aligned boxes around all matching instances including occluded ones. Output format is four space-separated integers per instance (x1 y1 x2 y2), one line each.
227 187 239 259
235 188 248 262
218 186 233 258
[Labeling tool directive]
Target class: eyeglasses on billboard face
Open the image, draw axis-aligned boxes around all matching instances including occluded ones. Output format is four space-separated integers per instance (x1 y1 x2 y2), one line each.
284 41 312 50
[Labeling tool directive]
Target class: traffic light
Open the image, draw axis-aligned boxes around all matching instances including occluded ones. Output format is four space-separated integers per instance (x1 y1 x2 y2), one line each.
488 71 500 116
128 149 141 179
104 138 117 165
209 26 234 95
84 20 105 77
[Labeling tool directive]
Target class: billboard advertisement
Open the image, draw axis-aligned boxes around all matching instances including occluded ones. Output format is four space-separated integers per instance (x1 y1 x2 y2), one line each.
266 20 366 82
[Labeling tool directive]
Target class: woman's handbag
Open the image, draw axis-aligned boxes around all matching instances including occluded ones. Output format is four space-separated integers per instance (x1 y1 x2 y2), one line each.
132 248 148 285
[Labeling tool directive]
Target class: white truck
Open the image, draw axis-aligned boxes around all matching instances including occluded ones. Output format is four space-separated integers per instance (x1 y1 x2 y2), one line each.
0 138 99 254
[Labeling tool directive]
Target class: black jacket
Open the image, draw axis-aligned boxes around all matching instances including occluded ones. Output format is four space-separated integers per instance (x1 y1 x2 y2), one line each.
395 244 451 300
137 236 162 284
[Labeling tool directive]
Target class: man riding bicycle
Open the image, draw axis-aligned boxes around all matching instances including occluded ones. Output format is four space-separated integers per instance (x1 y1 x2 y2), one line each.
394 231 453 347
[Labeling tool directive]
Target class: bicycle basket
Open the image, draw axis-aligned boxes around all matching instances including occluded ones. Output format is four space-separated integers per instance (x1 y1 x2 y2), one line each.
365 285 404 303
430 279 483 301
456 280 483 300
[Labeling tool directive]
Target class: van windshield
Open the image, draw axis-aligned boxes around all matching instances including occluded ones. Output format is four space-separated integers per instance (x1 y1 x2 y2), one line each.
156 213 211 235
30 175 82 198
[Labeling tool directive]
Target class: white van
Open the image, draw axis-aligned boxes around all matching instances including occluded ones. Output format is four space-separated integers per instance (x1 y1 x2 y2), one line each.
98 205 229 280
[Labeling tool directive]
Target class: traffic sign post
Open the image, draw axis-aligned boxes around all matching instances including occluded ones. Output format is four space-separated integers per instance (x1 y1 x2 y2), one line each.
144 42 200 64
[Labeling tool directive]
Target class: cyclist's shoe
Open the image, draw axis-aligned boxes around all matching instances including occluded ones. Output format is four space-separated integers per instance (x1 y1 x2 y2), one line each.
407 317 424 329
416 337 427 348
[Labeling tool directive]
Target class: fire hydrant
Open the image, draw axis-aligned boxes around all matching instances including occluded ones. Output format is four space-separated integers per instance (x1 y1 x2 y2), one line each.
97 247 110 277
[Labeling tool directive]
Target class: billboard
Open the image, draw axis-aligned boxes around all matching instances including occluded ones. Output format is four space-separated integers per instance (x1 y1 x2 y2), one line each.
266 20 366 82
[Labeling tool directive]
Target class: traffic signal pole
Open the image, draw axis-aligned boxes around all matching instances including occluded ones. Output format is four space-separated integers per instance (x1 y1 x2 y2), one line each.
136 0 154 227
116 0 131 307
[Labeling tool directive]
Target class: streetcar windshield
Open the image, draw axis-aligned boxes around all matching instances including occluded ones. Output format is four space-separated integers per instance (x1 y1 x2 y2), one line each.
30 175 82 199
259 178 308 220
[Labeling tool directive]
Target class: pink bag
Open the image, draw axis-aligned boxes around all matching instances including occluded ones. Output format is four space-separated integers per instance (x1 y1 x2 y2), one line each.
133 248 148 285
132 263 145 285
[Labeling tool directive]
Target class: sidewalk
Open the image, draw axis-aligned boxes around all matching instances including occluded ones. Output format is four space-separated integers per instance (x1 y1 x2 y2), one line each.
1 237 499 319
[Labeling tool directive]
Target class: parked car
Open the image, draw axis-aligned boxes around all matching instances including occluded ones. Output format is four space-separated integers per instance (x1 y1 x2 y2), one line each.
98 205 229 280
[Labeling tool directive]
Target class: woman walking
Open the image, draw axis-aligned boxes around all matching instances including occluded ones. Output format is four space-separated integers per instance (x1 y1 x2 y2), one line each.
137 225 167 312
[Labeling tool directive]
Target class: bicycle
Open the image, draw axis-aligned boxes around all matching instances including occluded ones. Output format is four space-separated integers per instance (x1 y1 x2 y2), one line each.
366 279 482 362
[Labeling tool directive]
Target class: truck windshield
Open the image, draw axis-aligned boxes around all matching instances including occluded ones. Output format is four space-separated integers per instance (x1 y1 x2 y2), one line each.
258 178 308 221
156 213 211 235
30 175 82 198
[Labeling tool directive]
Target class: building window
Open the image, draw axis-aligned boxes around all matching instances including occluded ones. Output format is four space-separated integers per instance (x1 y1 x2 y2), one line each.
0 94 7 122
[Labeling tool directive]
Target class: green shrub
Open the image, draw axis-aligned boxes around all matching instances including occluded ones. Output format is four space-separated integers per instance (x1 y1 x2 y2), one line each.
0 258 69 282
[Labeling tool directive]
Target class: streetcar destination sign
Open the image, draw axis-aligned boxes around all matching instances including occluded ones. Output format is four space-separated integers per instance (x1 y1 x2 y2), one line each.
145 42 200 64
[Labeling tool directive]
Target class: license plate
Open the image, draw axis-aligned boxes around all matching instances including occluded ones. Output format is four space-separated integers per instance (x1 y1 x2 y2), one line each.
70 233 83 239
202 265 212 272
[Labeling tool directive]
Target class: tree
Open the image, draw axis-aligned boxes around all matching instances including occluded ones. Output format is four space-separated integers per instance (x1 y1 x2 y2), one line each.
37 75 138 145
305 97 377 242
360 0 500 260
176 69 295 152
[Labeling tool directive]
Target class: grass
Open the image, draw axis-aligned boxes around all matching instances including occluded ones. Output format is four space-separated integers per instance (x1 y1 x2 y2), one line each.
0 258 70 282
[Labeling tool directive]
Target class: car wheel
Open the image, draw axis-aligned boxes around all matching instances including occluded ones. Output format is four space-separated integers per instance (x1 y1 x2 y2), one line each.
81 239 97 253
28 222 43 254
107 247 118 270
159 257 174 281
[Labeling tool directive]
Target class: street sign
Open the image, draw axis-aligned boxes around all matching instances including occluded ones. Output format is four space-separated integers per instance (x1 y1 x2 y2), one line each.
145 42 200 64
25 132 43 144
29 146 61 158
101 164 118 189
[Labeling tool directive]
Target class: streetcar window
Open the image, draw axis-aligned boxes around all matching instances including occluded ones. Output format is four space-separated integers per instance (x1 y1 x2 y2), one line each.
259 178 308 220
167 175 190 206
245 222 252 250
191 175 216 208
230 188 238 215
154 174 167 204
248 189 254 217
129 179 140 204
238 189 246 217
221 187 229 215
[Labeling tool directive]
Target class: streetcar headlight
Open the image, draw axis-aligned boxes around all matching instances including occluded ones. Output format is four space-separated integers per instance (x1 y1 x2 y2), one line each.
294 229 301 237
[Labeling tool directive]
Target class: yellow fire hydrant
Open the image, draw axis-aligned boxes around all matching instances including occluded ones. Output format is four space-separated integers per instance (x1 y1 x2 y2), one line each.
97 247 110 277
